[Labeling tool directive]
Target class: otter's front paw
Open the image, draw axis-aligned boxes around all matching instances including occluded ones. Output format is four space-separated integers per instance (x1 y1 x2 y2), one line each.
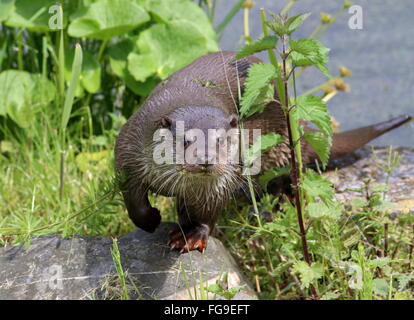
167 224 209 253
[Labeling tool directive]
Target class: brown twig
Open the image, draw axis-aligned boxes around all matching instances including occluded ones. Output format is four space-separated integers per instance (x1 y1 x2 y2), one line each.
280 34 318 299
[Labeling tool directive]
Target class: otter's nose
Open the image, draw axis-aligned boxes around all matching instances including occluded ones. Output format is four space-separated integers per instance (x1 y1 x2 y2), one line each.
199 163 213 169
197 153 215 167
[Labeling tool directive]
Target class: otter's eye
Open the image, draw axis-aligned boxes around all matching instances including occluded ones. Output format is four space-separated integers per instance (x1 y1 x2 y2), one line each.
229 115 238 128
160 117 172 128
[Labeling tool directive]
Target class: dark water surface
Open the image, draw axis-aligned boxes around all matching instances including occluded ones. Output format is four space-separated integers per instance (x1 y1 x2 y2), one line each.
215 0 414 147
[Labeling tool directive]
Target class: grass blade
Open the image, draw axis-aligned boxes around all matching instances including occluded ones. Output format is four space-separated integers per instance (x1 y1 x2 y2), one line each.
215 0 244 40
61 43 82 132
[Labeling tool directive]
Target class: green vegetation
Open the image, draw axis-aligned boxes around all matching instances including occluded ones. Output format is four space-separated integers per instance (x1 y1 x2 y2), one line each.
0 0 412 300
0 0 220 245
218 1 413 300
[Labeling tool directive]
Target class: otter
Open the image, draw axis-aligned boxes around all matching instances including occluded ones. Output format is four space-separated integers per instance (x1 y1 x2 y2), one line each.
115 51 411 253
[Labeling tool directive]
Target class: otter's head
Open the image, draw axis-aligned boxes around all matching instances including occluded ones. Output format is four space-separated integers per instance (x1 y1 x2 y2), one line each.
148 106 243 199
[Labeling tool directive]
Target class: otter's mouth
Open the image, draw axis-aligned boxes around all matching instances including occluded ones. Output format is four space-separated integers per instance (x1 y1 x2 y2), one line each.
176 164 215 176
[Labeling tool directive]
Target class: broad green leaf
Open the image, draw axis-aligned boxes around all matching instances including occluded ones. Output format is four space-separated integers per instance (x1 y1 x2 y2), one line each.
290 38 331 78
302 169 334 203
65 50 101 95
234 36 278 60
80 52 100 93
303 131 332 168
240 63 278 118
292 261 324 289
145 0 218 52
258 165 291 190
292 95 332 137
244 133 284 166
108 38 158 96
286 13 311 35
127 53 158 82
0 70 55 128
68 0 150 40
307 201 341 219
0 0 14 22
5 0 58 32
373 278 389 298
128 21 210 82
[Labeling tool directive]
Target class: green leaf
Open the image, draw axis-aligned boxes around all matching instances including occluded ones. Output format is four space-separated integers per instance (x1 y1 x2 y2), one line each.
292 95 332 137
397 274 414 291
206 283 244 300
234 36 278 60
290 38 331 78
368 257 390 268
266 13 286 37
307 201 342 219
108 38 158 96
351 198 367 209
321 292 341 300
292 261 324 289
5 0 57 32
343 262 363 290
145 0 218 52
240 63 278 118
0 0 14 22
302 169 334 203
127 53 158 82
65 50 101 95
373 278 389 298
68 0 150 39
303 131 332 168
258 165 291 190
286 13 311 35
128 21 211 82
0 70 55 128
244 133 284 166
61 44 83 132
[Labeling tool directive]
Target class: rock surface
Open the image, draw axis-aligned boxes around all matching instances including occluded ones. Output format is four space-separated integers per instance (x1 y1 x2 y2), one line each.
0 222 257 300
325 146 414 213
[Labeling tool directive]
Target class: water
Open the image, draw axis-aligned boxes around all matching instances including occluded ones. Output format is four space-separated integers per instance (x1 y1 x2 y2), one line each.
215 0 414 147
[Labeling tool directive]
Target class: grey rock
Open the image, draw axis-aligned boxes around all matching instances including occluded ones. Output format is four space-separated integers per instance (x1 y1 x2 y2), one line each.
324 146 414 214
0 222 257 300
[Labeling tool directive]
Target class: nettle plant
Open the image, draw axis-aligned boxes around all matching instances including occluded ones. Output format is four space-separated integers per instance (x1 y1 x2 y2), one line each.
235 12 340 298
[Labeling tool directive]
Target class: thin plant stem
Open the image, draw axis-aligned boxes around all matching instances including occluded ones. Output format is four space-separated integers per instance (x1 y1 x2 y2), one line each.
215 0 245 40
16 29 23 70
260 8 278 67
243 7 250 44
281 0 297 16
281 34 318 299
302 76 341 96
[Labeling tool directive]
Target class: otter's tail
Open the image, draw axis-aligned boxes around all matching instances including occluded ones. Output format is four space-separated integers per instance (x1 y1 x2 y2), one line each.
306 115 412 163
328 115 412 160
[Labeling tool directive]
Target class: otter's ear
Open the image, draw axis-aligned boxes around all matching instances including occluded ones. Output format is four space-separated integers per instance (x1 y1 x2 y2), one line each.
228 114 238 128
159 116 172 128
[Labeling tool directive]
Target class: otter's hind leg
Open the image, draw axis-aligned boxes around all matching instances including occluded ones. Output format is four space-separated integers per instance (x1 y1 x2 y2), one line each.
168 198 220 253
122 181 161 233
